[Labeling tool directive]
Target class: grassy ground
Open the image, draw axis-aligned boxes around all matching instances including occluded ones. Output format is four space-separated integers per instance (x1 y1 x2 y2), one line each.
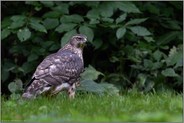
1 91 183 122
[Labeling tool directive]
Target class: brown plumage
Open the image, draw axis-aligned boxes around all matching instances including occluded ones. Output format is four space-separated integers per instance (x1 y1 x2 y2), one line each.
22 34 87 99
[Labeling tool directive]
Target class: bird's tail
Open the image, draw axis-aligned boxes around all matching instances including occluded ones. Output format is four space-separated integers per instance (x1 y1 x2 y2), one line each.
22 79 51 99
23 77 35 91
22 78 36 99
22 92 35 100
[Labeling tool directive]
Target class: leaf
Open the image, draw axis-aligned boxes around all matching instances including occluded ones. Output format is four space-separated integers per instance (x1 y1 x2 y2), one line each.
8 82 17 93
99 83 120 95
2 60 15 82
28 54 39 62
138 41 156 50
129 26 151 36
152 62 163 70
110 56 119 63
10 93 21 100
81 65 104 81
137 74 147 86
30 17 42 23
144 36 155 42
17 28 31 42
157 31 180 45
22 62 37 74
1 28 11 40
43 11 61 18
40 1 54 7
174 58 183 68
60 30 77 47
145 3 160 15
144 80 155 92
43 18 59 30
25 1 41 7
52 3 69 14
166 46 183 67
92 39 103 50
168 46 177 57
161 19 181 30
55 23 77 33
60 14 84 23
8 79 23 93
99 2 114 17
143 59 153 69
86 9 100 19
116 27 126 39
125 18 148 25
101 18 114 23
2 17 12 29
160 46 169 50
78 80 119 95
153 50 162 61
49 44 60 51
11 15 26 22
89 19 100 24
25 2 42 11
30 21 47 33
85 2 100 7
35 6 42 11
79 26 94 42
161 68 179 77
78 80 105 94
15 79 23 89
40 41 54 49
116 13 127 24
3 60 15 71
10 20 25 29
116 2 141 13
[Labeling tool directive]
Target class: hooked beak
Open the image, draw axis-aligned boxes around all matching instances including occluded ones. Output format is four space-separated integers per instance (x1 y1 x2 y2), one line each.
84 37 87 43
82 38 87 47
79 39 87 48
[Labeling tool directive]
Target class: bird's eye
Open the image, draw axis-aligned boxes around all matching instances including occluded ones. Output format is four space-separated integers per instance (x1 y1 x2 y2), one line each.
76 37 82 40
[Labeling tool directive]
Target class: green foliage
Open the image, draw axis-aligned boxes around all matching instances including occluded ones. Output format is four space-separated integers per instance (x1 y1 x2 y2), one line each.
55 23 77 33
17 28 31 42
8 79 23 99
1 1 183 95
81 65 103 81
125 18 148 25
30 20 47 33
61 29 77 46
128 26 151 36
79 26 94 42
161 68 179 77
79 65 119 95
116 27 126 39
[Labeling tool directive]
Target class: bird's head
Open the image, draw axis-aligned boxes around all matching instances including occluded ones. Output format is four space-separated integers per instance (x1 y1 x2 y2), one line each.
69 34 87 49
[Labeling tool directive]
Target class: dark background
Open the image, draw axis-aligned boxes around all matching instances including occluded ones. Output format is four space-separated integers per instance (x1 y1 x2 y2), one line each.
1 1 183 96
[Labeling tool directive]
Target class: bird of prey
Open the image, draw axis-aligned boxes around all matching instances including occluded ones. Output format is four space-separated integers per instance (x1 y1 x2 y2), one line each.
22 34 87 99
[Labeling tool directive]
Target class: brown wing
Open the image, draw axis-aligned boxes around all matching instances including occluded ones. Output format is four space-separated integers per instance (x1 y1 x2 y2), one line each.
32 50 84 86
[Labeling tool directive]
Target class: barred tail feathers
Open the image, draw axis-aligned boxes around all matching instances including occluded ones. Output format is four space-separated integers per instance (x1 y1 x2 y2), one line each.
22 79 51 99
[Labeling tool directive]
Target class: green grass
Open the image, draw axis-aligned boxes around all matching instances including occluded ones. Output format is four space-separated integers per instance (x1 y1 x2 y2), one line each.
1 91 183 122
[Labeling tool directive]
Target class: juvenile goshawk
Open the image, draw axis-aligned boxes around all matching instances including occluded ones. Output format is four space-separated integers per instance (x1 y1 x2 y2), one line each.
22 34 87 99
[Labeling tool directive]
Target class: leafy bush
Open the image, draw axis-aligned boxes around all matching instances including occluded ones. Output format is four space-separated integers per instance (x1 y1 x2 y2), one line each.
1 1 183 96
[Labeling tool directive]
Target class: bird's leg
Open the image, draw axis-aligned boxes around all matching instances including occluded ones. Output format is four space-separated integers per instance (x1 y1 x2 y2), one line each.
68 82 77 99
75 81 80 87
51 83 70 96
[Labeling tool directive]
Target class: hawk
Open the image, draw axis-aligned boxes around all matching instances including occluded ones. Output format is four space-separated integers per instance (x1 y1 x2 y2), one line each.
22 34 87 99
